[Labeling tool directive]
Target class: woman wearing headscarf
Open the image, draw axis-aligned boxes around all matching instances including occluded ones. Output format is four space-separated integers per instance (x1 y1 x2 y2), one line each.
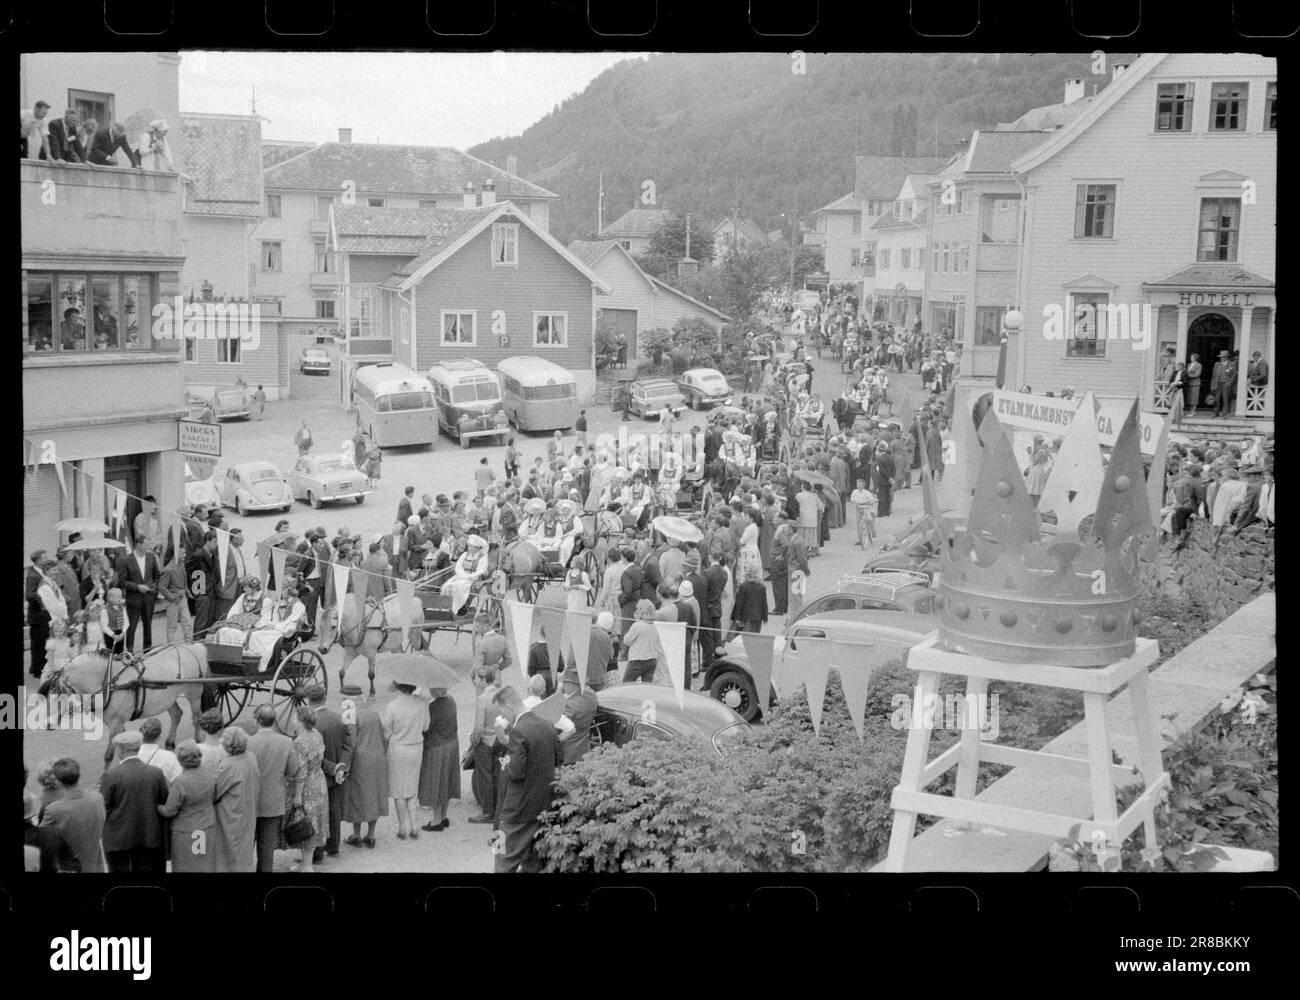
418 688 460 832
213 726 260 872
380 682 429 840
290 704 330 873
769 520 794 617
157 740 218 873
342 689 388 849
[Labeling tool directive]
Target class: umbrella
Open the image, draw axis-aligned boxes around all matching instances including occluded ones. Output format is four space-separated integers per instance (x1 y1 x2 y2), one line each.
794 470 835 489
55 517 110 535
121 107 162 134
651 515 704 544
63 536 127 552
377 653 459 692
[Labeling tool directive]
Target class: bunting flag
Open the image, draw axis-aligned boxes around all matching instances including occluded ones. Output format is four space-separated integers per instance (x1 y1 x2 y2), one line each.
503 599 535 691
53 458 68 498
1036 391 1104 537
937 385 981 522
832 640 875 742
1147 394 1181 528
256 543 271 589
396 578 417 647
564 608 592 684
799 640 830 736
215 528 230 585
652 619 687 708
270 546 289 598
330 561 350 626
112 486 128 540
535 604 566 683
739 631 777 713
532 687 567 726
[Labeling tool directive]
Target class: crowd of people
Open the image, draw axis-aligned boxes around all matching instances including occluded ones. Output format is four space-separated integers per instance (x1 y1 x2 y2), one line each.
21 101 173 169
1158 434 1275 549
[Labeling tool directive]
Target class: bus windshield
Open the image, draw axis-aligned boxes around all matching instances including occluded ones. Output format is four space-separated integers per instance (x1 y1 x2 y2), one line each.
452 382 499 404
383 391 434 411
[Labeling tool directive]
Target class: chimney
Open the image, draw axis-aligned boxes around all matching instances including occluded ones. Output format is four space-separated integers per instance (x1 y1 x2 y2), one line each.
1063 79 1085 105
1112 62 1130 81
463 182 477 210
338 127 352 143
506 154 518 177
480 179 496 207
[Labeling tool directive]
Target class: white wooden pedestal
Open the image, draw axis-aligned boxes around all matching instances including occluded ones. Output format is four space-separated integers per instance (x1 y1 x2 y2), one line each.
883 636 1167 873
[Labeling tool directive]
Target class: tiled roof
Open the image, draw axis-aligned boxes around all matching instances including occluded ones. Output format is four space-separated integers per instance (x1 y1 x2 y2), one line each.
712 216 770 244
264 143 556 200
394 207 502 276
648 275 730 322
964 130 1052 173
1143 265 1274 289
996 96 1096 132
262 139 316 170
870 209 928 232
601 208 671 238
814 193 859 214
854 155 949 200
568 239 619 268
333 205 476 255
178 114 263 218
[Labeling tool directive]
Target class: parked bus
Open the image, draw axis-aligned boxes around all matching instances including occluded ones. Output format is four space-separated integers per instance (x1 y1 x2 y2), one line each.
351 362 438 448
497 356 578 432
426 359 508 447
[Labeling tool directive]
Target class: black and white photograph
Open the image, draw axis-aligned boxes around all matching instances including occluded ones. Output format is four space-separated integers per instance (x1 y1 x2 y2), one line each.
21 49 1277 879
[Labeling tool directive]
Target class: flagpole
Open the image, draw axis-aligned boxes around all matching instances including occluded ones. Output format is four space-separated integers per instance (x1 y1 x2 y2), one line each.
598 171 604 236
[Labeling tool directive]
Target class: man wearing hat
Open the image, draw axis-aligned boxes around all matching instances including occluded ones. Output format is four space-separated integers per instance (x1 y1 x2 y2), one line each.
1210 350 1237 418
587 612 617 690
100 730 170 873
556 664 598 766
675 579 700 690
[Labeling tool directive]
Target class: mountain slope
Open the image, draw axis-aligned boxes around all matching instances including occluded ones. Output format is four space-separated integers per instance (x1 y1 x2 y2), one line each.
470 52 1108 243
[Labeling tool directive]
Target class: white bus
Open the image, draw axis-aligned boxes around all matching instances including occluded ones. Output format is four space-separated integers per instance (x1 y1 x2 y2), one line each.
497 356 578 432
351 362 438 448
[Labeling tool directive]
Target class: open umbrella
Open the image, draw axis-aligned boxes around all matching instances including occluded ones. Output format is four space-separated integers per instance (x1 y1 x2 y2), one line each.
63 536 127 552
377 653 459 692
651 515 704 544
54 517 110 535
793 470 835 489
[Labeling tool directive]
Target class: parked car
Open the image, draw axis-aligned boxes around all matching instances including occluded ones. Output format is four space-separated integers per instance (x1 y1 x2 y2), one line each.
184 465 221 510
287 455 369 509
788 571 938 626
218 461 293 516
593 684 750 755
628 377 687 419
210 385 251 421
862 516 942 582
300 347 331 375
677 367 734 410
703 610 935 723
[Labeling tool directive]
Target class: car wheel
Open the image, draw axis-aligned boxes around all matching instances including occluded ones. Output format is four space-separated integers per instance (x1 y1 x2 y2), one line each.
354 495 365 505
709 669 760 723
308 491 322 510
236 498 248 517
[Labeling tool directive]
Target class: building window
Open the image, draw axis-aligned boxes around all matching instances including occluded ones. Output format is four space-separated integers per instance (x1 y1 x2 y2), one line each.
441 310 476 346
534 312 567 347
959 242 970 273
1074 185 1116 239
931 242 940 271
850 248 861 267
492 223 519 266
958 189 969 214
851 214 861 236
1155 83 1194 132
314 242 332 273
419 199 438 210
314 195 334 220
261 242 282 271
1265 81 1277 131
400 307 410 345
367 197 386 208
68 89 113 134
980 196 1021 243
620 240 631 251
942 243 952 273
1197 198 1241 262
1209 82 1248 131
266 194 282 218
184 334 195 362
974 307 1005 347
898 248 909 270
315 300 336 320
878 248 890 270
217 332 240 364
1067 293 1108 358
24 272 155 354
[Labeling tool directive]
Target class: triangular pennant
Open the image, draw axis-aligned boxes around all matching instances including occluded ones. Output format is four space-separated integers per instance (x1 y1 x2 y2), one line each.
739 631 776 713
532 687 566 726
1092 400 1154 550
271 546 290 598
1147 394 1181 528
215 528 230 585
652 619 687 709
966 409 1041 545
54 460 68 499
936 385 981 522
797 639 830 736
396 578 417 647
832 644 873 742
535 605 566 684
256 543 271 589
330 561 350 625
113 486 129 541
565 608 592 684
504 600 535 691
1036 391 1104 537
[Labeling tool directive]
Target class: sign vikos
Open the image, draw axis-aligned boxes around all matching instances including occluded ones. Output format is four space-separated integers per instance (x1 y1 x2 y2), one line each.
990 390 1161 456
178 420 221 458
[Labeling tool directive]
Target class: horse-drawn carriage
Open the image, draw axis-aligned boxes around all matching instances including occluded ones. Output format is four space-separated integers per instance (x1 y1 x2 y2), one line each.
201 620 328 733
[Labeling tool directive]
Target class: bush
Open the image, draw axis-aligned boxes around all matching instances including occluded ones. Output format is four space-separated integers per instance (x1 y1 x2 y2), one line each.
639 327 673 367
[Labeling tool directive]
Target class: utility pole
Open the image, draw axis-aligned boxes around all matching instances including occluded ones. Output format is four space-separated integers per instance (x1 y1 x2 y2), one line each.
789 191 798 292
597 171 604 236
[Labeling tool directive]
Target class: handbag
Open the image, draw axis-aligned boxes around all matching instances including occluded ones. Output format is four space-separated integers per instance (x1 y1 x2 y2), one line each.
282 805 315 847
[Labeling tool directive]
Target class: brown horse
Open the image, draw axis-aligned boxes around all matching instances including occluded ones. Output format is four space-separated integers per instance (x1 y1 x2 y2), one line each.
41 644 210 765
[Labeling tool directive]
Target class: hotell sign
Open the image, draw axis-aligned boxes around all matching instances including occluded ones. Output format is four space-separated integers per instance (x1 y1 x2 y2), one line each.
1176 291 1255 307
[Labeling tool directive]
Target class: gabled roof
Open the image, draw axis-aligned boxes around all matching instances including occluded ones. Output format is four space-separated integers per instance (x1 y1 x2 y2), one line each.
814 193 860 215
601 208 671 239
997 96 1097 132
854 155 949 200
261 139 316 170
1142 265 1274 290
568 239 658 292
871 209 928 232
963 130 1052 174
647 275 730 322
712 216 769 244
178 114 264 218
263 142 557 200
332 205 476 255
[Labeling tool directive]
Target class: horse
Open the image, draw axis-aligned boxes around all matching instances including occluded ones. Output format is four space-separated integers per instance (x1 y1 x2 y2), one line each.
40 644 211 766
318 592 426 696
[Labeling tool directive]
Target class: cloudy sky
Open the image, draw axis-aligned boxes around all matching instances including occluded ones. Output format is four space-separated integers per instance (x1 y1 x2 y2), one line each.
179 51 646 149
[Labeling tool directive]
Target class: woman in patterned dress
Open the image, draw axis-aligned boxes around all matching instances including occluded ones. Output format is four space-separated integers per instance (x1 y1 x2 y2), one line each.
737 508 764 583
291 705 330 873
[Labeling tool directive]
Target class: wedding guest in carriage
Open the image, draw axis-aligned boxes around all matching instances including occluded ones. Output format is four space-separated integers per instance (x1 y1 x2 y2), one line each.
213 576 306 673
441 534 491 616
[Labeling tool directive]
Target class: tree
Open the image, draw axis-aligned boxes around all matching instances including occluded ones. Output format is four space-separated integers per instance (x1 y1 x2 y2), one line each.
713 245 776 324
634 213 717 282
671 316 722 367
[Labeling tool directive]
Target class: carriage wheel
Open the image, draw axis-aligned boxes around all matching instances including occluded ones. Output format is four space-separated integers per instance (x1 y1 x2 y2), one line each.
216 684 251 726
269 646 328 735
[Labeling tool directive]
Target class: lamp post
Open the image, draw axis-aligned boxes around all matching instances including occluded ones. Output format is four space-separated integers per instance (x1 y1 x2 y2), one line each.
997 309 1022 390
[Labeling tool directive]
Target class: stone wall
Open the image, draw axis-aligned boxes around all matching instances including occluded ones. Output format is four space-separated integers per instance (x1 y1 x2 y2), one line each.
1141 521 1275 619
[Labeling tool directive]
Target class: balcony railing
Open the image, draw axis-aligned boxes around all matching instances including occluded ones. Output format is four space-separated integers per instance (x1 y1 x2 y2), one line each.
310 271 340 288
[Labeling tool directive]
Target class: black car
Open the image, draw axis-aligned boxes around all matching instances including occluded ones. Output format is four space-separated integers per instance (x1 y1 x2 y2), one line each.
593 684 750 755
862 515 940 581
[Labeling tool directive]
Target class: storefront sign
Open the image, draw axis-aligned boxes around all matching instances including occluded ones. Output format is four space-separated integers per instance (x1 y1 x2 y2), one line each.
991 390 1162 456
1176 291 1255 307
178 419 221 458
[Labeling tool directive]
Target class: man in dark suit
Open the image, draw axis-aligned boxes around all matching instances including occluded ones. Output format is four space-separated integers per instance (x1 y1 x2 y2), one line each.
556 665 597 766
48 108 86 162
396 486 415 528
26 550 55 680
186 530 219 638
307 685 352 860
39 758 106 873
114 535 161 653
492 685 558 873
616 546 642 647
99 730 169 872
213 527 251 624
87 123 141 167
526 627 562 698
247 705 301 872
635 539 662 605
701 553 728 668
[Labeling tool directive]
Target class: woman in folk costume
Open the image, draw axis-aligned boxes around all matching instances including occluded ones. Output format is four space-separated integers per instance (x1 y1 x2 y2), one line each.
562 562 593 611
587 453 614 512
657 448 684 508
219 579 306 672
519 498 548 543
442 534 490 616
1024 434 1053 508
553 499 583 567
737 508 764 582
624 471 653 528
804 394 825 429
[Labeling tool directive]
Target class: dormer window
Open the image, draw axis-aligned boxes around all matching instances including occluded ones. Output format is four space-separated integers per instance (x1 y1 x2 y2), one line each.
492 223 519 266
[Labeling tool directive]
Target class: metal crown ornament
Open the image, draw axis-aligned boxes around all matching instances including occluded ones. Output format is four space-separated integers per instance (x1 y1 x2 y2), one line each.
921 397 1153 667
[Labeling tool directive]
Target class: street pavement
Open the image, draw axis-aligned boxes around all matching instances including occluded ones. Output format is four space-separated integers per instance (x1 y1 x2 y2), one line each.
24 346 933 873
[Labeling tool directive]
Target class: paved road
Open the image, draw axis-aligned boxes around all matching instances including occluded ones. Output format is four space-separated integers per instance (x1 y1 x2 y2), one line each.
24 347 933 873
